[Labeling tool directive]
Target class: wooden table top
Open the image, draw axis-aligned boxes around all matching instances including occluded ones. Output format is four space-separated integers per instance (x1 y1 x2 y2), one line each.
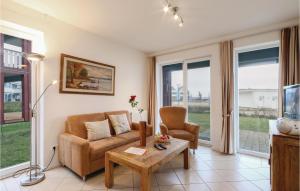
106 136 189 171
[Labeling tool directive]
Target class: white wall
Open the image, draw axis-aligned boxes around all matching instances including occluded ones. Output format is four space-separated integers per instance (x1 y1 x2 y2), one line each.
156 30 281 152
1 1 148 168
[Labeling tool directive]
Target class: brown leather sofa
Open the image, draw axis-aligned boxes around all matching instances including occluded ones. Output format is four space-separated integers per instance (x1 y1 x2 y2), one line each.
159 106 200 153
58 110 152 180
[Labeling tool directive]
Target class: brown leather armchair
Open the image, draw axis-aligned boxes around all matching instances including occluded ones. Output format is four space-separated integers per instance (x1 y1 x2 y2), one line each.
159 106 200 153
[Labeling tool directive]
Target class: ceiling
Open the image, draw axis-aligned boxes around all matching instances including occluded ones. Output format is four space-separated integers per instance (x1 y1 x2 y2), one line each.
12 0 299 54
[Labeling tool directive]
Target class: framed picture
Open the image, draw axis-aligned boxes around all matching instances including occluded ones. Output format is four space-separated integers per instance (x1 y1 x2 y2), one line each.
59 54 115 95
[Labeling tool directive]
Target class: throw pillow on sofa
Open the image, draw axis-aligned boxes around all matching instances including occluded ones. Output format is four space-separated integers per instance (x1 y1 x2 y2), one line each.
108 114 131 135
84 119 111 141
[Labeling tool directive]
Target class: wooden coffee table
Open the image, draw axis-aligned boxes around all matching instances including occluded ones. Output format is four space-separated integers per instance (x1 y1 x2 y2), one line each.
105 136 189 191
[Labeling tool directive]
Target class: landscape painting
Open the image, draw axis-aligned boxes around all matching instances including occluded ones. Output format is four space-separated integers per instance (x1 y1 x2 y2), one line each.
60 54 115 95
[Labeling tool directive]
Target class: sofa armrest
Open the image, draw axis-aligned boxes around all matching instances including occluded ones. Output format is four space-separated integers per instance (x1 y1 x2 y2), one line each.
184 122 200 138
160 123 169 135
132 122 153 136
58 133 90 177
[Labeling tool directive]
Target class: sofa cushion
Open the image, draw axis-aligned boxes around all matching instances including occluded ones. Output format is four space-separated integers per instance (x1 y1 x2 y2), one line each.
108 114 131 135
105 111 132 135
66 113 106 139
168 129 195 142
84 119 111 141
89 137 127 161
117 130 140 143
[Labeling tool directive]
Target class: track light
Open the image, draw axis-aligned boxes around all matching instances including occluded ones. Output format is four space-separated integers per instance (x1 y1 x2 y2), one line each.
174 13 179 20
163 5 170 13
162 1 184 27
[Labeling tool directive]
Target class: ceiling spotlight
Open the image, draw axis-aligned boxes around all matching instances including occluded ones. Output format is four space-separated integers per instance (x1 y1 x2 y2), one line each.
163 5 170 13
179 22 183 27
174 13 179 20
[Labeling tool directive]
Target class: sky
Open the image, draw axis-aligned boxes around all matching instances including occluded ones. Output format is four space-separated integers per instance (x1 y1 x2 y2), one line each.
171 62 279 98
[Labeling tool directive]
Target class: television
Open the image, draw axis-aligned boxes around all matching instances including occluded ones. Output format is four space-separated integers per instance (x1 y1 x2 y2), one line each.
283 84 300 120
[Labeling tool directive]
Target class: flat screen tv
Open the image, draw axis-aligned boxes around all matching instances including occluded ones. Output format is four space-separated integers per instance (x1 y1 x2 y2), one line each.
283 84 300 120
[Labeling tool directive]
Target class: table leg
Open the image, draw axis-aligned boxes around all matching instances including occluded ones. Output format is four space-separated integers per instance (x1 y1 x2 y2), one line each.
105 155 114 188
141 169 151 191
183 148 189 169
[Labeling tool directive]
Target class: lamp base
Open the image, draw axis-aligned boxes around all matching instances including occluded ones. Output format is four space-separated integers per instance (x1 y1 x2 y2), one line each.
20 172 45 186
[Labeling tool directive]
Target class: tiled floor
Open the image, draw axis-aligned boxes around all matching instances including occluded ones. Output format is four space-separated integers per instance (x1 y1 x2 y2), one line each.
0 146 270 191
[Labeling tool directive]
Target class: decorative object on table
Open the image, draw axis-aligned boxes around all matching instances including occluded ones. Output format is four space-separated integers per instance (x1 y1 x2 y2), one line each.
59 54 115 95
139 121 147 146
128 95 147 146
129 95 144 120
13 52 58 186
155 134 171 144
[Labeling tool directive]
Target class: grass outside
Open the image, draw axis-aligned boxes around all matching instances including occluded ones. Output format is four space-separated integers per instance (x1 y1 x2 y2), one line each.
4 101 22 113
188 112 272 140
0 122 30 169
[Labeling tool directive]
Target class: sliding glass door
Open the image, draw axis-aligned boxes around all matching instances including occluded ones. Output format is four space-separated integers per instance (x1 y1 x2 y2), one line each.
162 60 211 142
187 61 210 141
236 46 279 155
0 34 32 170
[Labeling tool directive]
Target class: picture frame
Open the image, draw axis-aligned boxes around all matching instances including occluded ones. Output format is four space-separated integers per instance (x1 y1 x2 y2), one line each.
59 54 115 95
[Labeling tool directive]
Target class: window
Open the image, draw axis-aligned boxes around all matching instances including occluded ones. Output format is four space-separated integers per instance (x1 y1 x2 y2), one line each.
0 34 32 169
236 46 279 155
162 60 211 141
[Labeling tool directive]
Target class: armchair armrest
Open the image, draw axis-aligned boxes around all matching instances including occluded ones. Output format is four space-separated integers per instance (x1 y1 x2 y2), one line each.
184 122 200 138
58 133 90 177
160 123 169 135
132 122 153 136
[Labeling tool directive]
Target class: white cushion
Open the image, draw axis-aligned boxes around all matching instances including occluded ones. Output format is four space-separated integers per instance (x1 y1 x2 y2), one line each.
109 114 131 135
84 119 111 141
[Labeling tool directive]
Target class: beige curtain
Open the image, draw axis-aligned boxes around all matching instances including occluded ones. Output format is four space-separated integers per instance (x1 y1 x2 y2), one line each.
279 26 300 116
220 40 234 154
147 57 156 129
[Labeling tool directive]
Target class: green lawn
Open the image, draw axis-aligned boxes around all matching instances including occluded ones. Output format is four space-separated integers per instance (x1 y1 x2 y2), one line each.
4 101 22 113
188 112 272 140
0 122 30 168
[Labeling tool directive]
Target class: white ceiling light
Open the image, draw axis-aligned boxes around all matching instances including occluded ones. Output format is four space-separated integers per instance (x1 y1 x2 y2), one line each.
163 1 184 27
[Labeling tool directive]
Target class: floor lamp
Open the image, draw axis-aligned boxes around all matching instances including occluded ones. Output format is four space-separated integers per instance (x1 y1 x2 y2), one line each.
19 53 57 186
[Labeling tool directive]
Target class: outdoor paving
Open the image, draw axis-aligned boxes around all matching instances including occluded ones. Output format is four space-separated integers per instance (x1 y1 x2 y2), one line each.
240 130 269 153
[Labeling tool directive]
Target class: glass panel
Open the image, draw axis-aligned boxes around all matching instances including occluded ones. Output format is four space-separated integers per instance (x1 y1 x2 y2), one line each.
187 61 210 141
171 70 183 106
238 57 279 153
0 35 31 169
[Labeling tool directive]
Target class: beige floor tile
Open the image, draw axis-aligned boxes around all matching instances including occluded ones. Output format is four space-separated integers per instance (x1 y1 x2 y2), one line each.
27 177 63 191
45 167 75 179
109 174 133 189
229 181 261 191
255 168 270 179
175 170 203 184
155 172 181 186
196 170 226 183
0 181 6 191
206 160 248 170
251 180 271 191
133 172 157 187
238 169 268 180
82 173 106 190
207 182 236 191
183 183 210 191
2 177 30 191
108 188 133 191
56 176 84 191
215 170 246 181
159 185 185 191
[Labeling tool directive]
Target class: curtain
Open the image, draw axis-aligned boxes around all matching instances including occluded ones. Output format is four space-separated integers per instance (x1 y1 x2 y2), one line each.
279 25 300 116
220 40 234 154
147 57 156 129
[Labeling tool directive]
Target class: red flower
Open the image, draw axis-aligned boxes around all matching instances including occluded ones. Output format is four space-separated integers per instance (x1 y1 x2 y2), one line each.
129 95 136 102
